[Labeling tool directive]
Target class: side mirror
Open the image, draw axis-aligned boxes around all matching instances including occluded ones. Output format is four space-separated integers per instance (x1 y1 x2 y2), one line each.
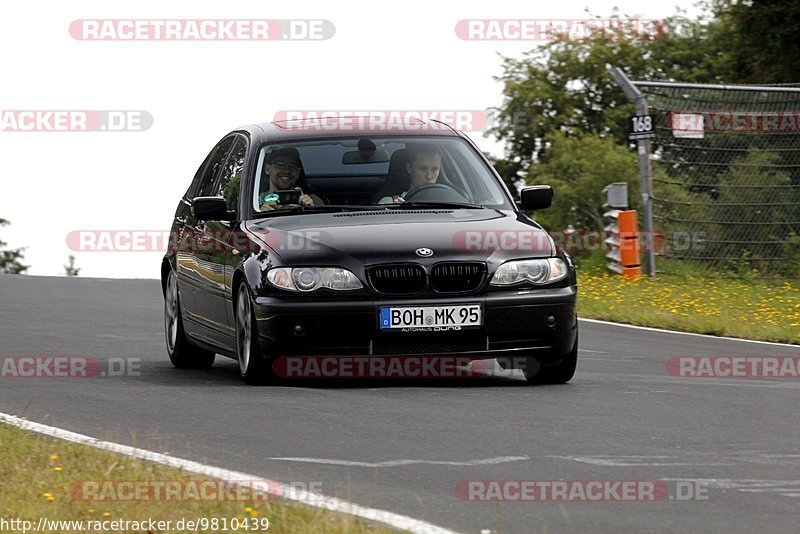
192 196 230 221
518 185 553 211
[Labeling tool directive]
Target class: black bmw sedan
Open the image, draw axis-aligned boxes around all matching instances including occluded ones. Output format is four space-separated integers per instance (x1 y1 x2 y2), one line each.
162 118 578 384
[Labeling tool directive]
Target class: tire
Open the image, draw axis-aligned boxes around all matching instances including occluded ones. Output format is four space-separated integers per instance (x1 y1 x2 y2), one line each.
164 269 216 369
523 331 578 384
234 283 273 385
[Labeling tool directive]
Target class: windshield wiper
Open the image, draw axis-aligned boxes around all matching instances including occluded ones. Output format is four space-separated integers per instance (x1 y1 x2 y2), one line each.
384 201 485 210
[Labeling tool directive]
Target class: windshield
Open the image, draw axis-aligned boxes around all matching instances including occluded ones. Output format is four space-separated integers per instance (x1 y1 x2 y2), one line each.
251 137 513 213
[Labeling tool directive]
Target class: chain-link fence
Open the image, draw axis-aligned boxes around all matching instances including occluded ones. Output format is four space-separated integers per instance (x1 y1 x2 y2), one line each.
619 77 800 277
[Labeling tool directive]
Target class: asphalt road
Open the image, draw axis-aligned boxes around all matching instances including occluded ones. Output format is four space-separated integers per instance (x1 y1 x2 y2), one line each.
1 274 799 533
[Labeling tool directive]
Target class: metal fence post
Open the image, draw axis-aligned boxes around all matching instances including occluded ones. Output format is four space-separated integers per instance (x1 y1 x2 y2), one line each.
608 65 657 279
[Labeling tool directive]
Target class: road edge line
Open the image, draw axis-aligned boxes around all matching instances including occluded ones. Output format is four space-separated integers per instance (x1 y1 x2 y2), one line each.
0 412 460 534
578 318 798 348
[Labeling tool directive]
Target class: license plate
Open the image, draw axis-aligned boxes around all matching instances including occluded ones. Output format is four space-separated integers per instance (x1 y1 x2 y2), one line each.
379 304 482 330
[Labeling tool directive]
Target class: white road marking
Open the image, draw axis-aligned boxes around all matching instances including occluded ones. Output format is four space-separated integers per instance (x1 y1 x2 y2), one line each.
554 452 800 468
265 456 531 467
0 412 460 534
551 455 703 467
579 372 800 389
95 334 154 341
579 318 799 348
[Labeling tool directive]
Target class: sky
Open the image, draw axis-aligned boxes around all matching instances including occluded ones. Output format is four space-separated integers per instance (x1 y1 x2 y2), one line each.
0 0 701 278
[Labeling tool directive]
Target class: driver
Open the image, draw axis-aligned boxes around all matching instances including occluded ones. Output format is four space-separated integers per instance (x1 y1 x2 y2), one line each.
379 145 442 204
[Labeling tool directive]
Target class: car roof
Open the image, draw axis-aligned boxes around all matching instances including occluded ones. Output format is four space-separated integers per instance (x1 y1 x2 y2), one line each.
236 116 465 144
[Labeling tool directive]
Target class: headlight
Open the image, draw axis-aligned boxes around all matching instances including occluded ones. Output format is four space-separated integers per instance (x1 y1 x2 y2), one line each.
490 258 568 286
267 267 363 292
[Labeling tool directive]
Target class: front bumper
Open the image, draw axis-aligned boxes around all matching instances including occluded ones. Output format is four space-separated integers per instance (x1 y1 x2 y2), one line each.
253 285 577 363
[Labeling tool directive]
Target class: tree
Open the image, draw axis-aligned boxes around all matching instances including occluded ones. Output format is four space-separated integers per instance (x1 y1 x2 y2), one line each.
526 131 640 232
719 0 800 84
488 8 730 184
64 255 80 277
488 1 800 194
0 218 29 274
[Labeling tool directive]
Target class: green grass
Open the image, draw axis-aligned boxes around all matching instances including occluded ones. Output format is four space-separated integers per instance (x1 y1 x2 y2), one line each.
0 422 391 534
575 256 800 344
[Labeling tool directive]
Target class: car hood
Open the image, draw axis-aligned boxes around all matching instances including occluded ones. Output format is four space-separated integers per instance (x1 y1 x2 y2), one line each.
244 209 555 268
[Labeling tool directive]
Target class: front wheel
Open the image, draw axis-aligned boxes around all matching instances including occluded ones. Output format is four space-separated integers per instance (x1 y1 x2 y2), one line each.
164 269 215 369
235 283 273 385
523 331 578 384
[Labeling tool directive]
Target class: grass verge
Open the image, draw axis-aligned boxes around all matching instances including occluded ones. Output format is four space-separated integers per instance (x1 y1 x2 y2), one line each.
0 422 391 534
576 267 800 344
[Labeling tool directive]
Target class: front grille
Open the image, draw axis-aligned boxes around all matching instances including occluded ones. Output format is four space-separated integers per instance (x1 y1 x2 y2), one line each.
367 264 427 295
372 336 487 356
431 262 486 293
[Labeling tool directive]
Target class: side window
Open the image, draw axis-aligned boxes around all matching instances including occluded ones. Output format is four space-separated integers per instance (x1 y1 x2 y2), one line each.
195 137 235 198
216 136 247 211
187 153 211 199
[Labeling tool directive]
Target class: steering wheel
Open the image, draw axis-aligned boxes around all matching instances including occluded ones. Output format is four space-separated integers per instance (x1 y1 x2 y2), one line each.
403 183 469 203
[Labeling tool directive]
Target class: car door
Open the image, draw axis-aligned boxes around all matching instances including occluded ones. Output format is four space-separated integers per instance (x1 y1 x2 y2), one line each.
173 155 210 316
195 134 248 340
180 135 235 334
